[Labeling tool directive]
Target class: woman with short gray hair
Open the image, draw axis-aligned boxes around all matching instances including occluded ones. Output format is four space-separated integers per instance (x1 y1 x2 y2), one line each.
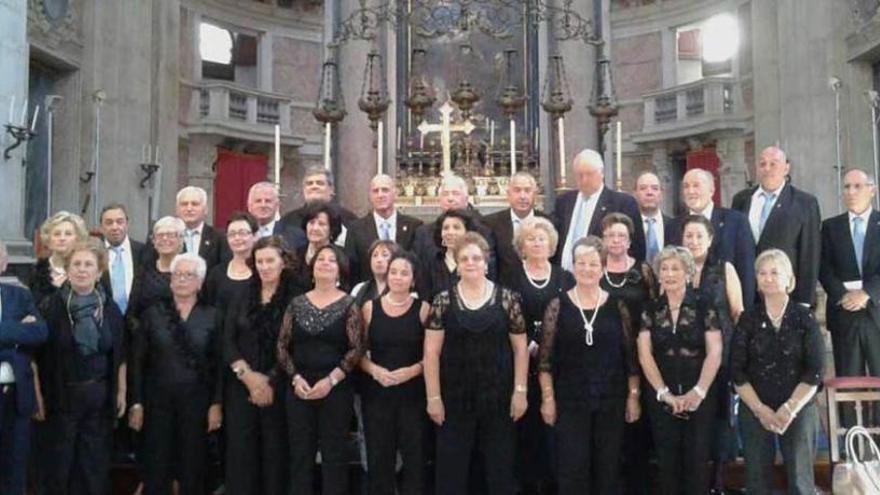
639 245 723 494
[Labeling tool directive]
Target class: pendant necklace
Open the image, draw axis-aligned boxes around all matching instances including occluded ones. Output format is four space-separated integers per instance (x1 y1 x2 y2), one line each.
573 287 601 346
523 262 551 289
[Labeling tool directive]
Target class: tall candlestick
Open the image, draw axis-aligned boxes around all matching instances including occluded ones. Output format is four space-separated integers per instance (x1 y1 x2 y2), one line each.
274 125 281 186
510 119 516 175
616 121 623 191
31 105 40 132
377 120 384 175
324 123 332 170
558 117 566 186
490 121 495 147
396 126 401 152
8 95 14 124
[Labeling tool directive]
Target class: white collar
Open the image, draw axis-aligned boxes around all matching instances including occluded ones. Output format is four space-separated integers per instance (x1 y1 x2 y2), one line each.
373 210 397 226
186 221 205 234
690 202 714 220
849 208 873 223
581 184 604 202
756 183 785 198
105 236 131 252
641 211 662 223
510 209 535 224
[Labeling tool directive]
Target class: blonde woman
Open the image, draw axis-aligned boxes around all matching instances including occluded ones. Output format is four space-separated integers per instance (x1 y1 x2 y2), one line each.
31 211 90 308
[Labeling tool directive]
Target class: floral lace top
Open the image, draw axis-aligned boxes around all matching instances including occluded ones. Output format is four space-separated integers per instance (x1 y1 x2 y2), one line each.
276 294 365 383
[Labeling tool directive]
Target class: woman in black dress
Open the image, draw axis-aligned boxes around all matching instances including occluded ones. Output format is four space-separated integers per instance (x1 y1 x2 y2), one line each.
599 212 655 495
277 244 365 495
638 246 723 495
360 250 430 495
36 239 125 495
295 202 343 290
223 235 300 495
128 252 222 495
351 239 396 307
508 217 573 493
538 236 640 495
680 215 744 493
202 211 258 312
424 232 529 495
417 209 474 302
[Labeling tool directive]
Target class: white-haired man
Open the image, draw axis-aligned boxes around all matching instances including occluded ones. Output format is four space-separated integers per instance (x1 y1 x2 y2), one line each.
555 149 645 271
246 181 306 250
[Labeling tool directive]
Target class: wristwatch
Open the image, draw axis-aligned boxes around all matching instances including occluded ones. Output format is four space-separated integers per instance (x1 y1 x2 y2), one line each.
656 387 670 402
233 365 248 379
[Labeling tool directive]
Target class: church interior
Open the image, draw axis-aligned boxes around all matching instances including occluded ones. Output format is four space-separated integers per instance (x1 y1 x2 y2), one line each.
5 0 880 493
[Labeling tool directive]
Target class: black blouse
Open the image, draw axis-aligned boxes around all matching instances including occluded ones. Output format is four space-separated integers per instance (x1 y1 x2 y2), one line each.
126 263 172 334
417 250 459 303
730 302 825 410
600 261 655 329
539 293 637 410
30 257 61 313
427 285 526 414
202 262 253 312
508 263 574 344
276 294 365 383
640 289 721 396
130 301 222 405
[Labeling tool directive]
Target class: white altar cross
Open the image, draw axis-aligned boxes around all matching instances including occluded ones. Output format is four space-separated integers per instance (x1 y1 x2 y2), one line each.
417 101 475 173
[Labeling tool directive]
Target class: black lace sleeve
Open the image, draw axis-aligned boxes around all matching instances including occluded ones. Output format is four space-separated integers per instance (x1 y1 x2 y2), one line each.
617 299 639 377
500 288 526 335
703 302 721 333
426 291 451 331
640 261 657 300
730 312 751 387
640 303 654 334
538 297 561 373
276 301 297 378
340 303 366 374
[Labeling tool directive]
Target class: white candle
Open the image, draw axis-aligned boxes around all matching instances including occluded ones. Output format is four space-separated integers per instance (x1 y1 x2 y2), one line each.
490 120 495 147
558 117 566 185
397 126 401 151
419 132 425 150
20 99 27 126
8 95 14 124
30 105 39 132
324 122 332 170
377 120 384 175
274 124 281 186
616 121 622 189
510 119 516 175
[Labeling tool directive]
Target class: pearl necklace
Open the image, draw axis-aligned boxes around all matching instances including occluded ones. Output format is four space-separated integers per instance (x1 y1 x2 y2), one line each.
572 287 601 346
603 270 627 289
385 293 412 307
766 297 789 328
523 262 551 289
459 281 492 310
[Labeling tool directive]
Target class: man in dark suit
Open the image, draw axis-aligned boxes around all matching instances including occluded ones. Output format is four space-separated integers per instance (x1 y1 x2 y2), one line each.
0 241 49 494
633 171 675 265
410 174 499 280
483 171 550 286
176 186 229 271
555 149 645 271
99 204 144 316
247 181 305 250
668 168 756 308
731 146 821 307
279 165 357 248
346 174 422 283
820 168 880 378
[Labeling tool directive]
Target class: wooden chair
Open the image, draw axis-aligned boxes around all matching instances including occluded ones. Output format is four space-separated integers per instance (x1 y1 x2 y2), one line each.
825 376 880 463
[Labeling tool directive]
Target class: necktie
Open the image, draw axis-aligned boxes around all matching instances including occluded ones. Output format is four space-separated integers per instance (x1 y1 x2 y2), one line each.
379 221 391 241
185 229 198 253
758 192 776 234
572 195 590 243
853 216 866 274
110 246 128 314
646 217 660 263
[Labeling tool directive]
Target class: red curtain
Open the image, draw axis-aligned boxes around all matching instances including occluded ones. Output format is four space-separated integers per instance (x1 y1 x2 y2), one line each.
686 149 722 206
213 149 268 228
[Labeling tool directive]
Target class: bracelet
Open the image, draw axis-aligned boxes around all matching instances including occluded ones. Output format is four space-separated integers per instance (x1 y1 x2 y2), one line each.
292 374 303 386
329 374 339 387
514 384 527 394
427 395 442 402
656 387 670 402
130 404 143 411
542 395 555 403
692 385 706 400
784 401 798 418
629 388 640 397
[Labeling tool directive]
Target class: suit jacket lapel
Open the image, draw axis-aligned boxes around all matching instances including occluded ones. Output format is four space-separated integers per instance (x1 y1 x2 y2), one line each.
588 189 610 235
759 184 790 244
500 210 515 247
863 210 880 271
199 226 213 257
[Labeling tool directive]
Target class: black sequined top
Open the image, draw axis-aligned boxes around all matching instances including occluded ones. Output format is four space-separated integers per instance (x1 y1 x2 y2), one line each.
730 302 825 409
276 294 365 383
427 285 526 414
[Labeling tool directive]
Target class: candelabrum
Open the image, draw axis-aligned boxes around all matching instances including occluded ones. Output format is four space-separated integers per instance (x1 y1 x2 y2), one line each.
404 48 435 124
3 124 35 161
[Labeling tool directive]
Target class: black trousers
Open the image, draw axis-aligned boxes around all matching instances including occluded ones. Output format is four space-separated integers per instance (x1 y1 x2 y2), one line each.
646 394 717 495
435 409 516 495
554 397 626 495
363 393 426 495
39 382 111 495
621 392 652 495
286 383 354 495
142 381 210 495
224 378 288 495
515 373 552 489
0 384 30 495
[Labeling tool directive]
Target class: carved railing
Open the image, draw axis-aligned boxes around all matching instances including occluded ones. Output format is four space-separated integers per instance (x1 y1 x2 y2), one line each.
185 81 293 141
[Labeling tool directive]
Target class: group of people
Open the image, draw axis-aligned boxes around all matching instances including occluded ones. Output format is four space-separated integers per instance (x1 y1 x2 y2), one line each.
0 144 876 495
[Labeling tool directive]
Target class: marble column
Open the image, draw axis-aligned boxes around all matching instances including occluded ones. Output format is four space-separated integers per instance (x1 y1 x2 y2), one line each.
0 0 31 262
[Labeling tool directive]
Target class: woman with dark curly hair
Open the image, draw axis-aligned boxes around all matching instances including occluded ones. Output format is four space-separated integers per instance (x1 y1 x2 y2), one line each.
223 236 301 495
416 209 475 301
277 244 365 495
295 201 343 290
128 253 223 495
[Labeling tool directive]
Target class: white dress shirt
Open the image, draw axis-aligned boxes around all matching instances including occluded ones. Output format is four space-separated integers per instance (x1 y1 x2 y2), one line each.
258 220 277 238
373 210 398 242
690 202 715 222
106 237 135 298
748 184 784 242
510 209 535 237
562 186 603 272
0 294 13 384
848 208 873 242
185 221 205 254
641 213 665 249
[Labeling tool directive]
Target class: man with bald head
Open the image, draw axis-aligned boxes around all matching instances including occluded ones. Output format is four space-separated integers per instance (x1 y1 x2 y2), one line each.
731 146 821 306
633 171 675 264
345 174 422 283
555 149 645 271
670 168 756 307
820 168 880 379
